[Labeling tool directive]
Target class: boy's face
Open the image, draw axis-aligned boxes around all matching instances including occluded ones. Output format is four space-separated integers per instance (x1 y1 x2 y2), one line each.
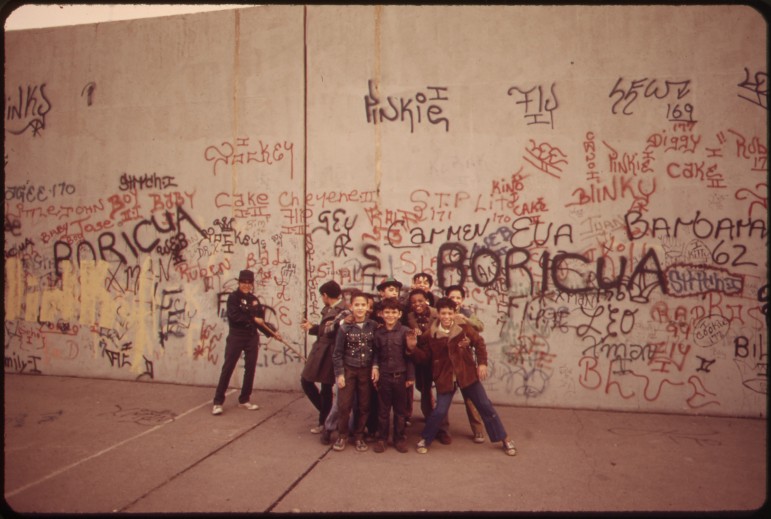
413 276 431 291
238 281 253 294
438 307 455 329
447 290 463 309
381 285 400 298
351 297 369 320
410 294 428 314
381 308 402 326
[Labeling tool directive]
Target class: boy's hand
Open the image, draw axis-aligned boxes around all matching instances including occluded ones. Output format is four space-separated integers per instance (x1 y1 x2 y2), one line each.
337 374 346 389
406 380 415 388
300 320 312 332
478 364 488 381
405 329 417 349
343 314 355 324
372 366 380 384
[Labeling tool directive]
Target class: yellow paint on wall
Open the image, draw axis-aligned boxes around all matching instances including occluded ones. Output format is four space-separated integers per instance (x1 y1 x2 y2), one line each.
130 257 159 374
39 261 77 323
4 257 23 320
79 261 118 328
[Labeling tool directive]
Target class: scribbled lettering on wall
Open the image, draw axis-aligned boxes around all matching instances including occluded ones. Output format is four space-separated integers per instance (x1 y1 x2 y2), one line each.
214 192 271 220
737 67 767 109
5 83 52 136
204 136 295 178
158 287 197 347
52 205 206 275
523 139 567 179
364 79 450 133
609 77 694 122
6 182 76 203
508 83 559 128
119 172 178 192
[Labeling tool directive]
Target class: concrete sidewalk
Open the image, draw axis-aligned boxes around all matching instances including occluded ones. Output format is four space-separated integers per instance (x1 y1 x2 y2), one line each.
2 373 767 514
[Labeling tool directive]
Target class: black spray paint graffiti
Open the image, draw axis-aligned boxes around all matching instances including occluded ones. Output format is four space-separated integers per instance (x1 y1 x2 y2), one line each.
52 205 207 275
508 82 559 129
364 79 450 133
609 77 694 122
737 67 767 110
5 83 52 136
436 242 667 303
81 82 96 106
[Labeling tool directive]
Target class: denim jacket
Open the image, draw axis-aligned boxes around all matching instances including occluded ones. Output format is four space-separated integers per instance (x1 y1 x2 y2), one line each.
373 324 415 380
332 319 378 377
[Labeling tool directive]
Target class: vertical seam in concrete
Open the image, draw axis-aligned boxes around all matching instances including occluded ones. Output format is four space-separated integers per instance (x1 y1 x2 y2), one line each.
232 9 241 213
374 6 383 204
302 5 309 355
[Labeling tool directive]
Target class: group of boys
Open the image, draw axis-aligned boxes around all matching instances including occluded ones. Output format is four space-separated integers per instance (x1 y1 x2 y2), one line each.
299 273 518 457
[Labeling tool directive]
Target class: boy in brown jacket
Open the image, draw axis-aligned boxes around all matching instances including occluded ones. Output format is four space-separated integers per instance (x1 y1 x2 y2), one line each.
407 297 517 456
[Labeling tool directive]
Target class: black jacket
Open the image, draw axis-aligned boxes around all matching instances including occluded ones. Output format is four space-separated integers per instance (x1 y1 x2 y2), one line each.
226 290 273 337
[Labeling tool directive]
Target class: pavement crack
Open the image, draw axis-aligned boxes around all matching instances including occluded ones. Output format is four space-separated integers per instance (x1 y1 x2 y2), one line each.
264 447 332 512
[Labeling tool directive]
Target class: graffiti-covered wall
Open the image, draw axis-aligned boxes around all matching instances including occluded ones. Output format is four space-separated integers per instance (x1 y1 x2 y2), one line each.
4 5 767 417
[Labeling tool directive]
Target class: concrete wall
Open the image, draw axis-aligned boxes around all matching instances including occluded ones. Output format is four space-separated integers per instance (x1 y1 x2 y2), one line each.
4 5 767 417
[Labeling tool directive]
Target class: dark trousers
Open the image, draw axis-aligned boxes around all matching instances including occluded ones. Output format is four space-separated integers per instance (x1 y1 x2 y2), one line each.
301 378 333 426
377 371 408 443
408 364 435 419
213 332 259 405
337 365 372 439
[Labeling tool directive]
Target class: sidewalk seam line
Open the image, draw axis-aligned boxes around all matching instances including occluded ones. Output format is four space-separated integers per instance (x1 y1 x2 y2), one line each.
4 389 236 500
116 394 306 512
264 447 333 513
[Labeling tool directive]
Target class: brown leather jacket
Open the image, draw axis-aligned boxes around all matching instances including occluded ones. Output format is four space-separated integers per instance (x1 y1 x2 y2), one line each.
407 319 487 393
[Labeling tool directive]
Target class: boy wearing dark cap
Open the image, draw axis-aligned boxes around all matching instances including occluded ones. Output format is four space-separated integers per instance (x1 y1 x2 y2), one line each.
212 269 280 415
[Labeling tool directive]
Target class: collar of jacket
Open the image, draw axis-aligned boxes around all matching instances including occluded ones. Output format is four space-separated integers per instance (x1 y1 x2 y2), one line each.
429 319 465 340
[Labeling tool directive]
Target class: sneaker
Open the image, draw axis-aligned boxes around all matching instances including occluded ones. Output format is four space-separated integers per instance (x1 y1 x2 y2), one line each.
238 402 260 411
416 439 428 454
355 439 369 452
503 439 517 456
395 440 408 453
310 424 324 434
333 437 347 451
374 440 386 453
212 405 223 416
320 429 332 445
474 433 485 444
437 430 453 445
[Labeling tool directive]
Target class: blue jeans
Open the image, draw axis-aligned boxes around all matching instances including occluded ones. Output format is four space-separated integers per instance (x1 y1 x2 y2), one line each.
422 381 507 445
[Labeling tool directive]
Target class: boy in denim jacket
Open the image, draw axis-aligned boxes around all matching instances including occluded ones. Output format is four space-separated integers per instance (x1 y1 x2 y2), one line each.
332 291 378 452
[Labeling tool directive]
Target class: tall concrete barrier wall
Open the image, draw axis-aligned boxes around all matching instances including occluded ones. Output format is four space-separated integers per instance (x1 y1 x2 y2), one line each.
4 5 767 417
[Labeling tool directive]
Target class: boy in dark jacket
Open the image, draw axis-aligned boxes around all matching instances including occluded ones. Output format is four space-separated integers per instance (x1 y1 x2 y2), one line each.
300 280 348 435
212 269 280 415
372 298 416 453
332 291 378 452
407 297 517 457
